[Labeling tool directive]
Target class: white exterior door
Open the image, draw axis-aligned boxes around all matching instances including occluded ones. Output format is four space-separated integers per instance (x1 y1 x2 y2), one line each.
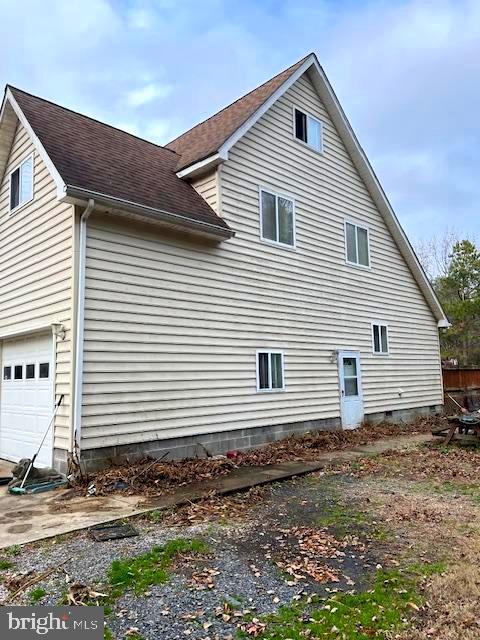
0 333 53 467
338 350 364 429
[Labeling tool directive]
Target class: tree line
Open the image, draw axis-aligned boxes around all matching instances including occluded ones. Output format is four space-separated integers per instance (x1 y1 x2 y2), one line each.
415 234 480 366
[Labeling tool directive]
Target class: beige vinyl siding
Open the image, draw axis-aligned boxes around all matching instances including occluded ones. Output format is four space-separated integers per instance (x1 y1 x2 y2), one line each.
221 72 442 414
191 170 219 213
80 71 441 450
0 122 73 449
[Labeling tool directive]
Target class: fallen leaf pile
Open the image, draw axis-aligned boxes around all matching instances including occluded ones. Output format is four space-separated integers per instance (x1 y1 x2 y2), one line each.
187 567 221 590
73 456 236 496
70 416 443 497
343 444 480 484
274 527 348 585
162 486 265 526
235 417 442 466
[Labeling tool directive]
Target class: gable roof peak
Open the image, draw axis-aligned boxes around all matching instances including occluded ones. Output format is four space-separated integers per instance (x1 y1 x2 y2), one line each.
166 53 316 172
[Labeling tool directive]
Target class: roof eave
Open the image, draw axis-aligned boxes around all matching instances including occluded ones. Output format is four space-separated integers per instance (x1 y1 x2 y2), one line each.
63 185 235 241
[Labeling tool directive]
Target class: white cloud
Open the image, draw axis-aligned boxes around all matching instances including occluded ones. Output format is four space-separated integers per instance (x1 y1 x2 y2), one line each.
125 83 173 108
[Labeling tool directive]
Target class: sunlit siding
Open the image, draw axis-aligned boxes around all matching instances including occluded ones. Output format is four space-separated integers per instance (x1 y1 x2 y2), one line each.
0 123 74 449
191 170 218 213
80 71 442 450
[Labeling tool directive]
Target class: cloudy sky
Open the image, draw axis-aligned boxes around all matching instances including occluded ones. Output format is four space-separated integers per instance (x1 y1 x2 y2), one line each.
1 0 478 241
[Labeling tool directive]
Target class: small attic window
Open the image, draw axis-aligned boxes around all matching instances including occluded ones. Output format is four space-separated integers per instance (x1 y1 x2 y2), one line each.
294 108 323 152
10 155 34 212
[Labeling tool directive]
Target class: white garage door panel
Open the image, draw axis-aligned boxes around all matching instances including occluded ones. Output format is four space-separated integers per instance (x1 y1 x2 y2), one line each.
0 333 53 467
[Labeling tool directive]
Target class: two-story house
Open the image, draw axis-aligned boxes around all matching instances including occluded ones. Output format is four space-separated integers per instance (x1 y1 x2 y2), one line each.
0 53 448 472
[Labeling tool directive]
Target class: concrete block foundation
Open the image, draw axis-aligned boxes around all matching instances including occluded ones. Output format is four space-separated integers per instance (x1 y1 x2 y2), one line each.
53 403 442 473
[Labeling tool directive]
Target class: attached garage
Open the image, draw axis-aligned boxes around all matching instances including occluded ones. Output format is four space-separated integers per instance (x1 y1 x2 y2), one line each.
0 333 53 467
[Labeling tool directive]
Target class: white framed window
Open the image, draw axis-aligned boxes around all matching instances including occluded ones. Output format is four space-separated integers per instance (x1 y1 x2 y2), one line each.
345 221 370 267
372 323 389 355
260 188 295 248
10 154 34 213
256 350 285 392
293 107 323 152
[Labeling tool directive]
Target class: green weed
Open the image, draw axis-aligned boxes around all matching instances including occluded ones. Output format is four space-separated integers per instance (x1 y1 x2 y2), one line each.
238 563 444 639
108 538 209 598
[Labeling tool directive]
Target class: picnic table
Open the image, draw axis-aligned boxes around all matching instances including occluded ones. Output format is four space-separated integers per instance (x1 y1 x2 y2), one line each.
442 414 480 445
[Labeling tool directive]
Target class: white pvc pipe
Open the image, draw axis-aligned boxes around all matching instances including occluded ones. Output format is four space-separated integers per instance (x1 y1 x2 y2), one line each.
72 199 95 454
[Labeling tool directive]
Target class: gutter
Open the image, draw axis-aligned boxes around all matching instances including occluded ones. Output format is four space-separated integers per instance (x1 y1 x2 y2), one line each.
72 198 95 455
64 185 234 240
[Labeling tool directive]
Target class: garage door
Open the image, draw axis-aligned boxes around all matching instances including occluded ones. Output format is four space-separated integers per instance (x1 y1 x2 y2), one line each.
0 333 53 467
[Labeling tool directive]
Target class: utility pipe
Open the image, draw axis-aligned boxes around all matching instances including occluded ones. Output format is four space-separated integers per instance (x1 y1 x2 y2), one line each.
72 199 95 454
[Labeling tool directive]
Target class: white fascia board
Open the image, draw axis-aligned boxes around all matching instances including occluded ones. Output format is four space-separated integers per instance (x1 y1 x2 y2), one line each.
4 88 66 200
176 54 317 180
176 152 227 179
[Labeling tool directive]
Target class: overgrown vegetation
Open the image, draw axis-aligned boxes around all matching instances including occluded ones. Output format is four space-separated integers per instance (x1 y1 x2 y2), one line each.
242 564 444 640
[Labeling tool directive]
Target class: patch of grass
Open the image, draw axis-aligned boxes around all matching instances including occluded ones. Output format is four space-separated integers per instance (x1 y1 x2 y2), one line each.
313 483 393 542
124 633 144 640
108 538 209 598
104 626 114 640
4 544 21 557
435 480 480 503
240 563 444 640
0 559 14 570
29 587 47 603
148 510 163 523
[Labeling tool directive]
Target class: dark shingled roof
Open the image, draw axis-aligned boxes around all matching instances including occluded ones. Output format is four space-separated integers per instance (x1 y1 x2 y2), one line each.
8 87 231 233
166 55 311 171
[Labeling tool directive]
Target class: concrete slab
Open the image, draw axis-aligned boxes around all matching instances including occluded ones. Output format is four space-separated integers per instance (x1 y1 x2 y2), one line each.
0 433 431 549
0 459 14 477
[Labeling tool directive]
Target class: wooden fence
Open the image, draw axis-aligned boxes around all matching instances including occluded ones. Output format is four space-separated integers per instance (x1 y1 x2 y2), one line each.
443 368 480 390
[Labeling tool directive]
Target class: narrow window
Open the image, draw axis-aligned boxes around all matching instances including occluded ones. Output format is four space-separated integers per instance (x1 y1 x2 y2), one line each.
260 189 295 247
39 362 50 379
10 168 20 210
294 108 323 152
372 324 389 355
343 357 359 396
14 365 23 380
345 221 370 267
294 109 307 143
257 351 284 391
10 156 33 212
26 364 35 379
3 366 11 381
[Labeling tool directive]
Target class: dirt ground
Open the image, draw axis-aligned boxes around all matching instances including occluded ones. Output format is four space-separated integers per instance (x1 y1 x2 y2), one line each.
0 437 479 640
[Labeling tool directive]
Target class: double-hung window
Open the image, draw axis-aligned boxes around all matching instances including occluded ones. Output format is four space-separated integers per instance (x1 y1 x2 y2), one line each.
372 323 389 355
294 108 323 152
257 351 284 391
260 189 295 247
10 155 34 212
345 221 370 267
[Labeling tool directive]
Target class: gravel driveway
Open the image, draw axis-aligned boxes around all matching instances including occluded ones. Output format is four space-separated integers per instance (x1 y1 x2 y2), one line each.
0 474 386 639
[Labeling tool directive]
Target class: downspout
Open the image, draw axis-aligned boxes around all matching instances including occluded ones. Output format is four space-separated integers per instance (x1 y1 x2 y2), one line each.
73 199 95 457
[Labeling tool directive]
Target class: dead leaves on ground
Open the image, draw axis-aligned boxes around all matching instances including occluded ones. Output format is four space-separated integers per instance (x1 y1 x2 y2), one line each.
273 527 356 586
66 582 107 605
343 445 480 485
72 416 442 498
187 567 221 590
